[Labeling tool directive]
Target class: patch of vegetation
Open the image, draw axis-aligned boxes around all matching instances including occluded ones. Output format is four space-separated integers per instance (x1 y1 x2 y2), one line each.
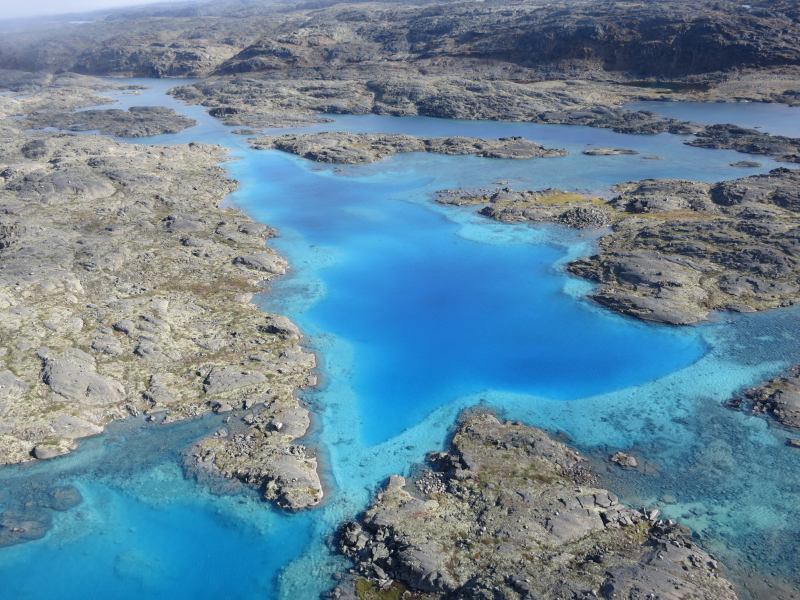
534 191 599 206
355 578 407 600
634 209 718 221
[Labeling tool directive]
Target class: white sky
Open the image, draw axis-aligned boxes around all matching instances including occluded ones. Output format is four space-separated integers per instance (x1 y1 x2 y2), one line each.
0 0 192 20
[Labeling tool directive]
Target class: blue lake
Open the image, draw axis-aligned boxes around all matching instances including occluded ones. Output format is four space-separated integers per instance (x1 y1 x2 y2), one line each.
2 79 800 598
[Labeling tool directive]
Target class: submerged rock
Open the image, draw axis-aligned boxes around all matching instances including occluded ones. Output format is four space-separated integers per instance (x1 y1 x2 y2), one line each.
0 483 81 547
732 365 800 429
610 451 640 469
0 508 51 547
333 411 736 599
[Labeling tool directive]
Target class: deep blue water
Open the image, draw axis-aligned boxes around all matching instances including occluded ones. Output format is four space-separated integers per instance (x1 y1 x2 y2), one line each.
2 80 800 599
235 149 705 445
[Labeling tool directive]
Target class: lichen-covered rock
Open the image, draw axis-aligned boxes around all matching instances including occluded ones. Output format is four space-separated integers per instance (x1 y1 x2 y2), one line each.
439 188 611 229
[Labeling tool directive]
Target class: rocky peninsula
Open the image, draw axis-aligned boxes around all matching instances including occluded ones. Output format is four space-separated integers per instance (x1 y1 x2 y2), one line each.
689 124 800 164
333 411 736 599
250 132 566 164
0 82 321 516
439 168 800 325
438 188 613 230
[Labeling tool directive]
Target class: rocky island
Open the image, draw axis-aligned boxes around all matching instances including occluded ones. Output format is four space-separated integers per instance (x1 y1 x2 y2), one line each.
729 366 800 432
250 132 566 164
333 411 736 599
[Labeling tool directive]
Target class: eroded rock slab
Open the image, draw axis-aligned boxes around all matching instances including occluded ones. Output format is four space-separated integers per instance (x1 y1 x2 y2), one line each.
333 411 736 599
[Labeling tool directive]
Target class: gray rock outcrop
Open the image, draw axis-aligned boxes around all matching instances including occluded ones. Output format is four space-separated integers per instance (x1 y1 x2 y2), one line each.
0 76 319 515
334 411 737 600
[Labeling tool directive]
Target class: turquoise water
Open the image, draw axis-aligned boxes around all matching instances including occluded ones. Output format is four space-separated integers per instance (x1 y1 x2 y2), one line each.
2 80 800 598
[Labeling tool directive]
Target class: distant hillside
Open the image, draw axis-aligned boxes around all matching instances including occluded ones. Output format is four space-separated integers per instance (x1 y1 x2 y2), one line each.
0 0 798 78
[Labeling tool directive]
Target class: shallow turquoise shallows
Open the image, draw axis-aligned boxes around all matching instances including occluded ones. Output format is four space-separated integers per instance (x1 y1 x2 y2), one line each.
1 80 800 599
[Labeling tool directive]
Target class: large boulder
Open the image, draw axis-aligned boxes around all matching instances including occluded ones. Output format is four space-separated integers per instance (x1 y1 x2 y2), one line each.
41 348 125 406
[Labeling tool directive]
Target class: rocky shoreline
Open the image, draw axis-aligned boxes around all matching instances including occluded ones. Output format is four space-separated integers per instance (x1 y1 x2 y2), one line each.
0 79 322 517
332 411 736 599
689 124 800 164
250 132 566 164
